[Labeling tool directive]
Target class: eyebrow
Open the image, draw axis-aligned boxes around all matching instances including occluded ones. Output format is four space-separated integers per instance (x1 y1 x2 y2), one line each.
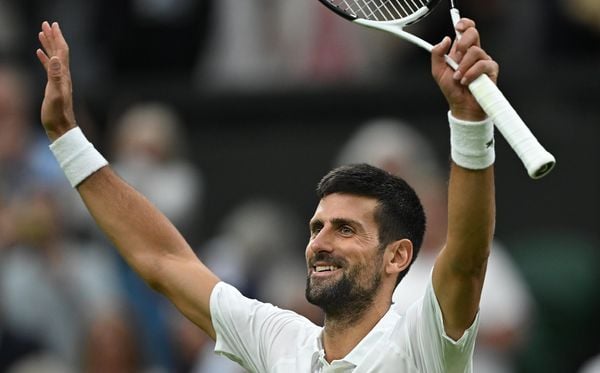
309 217 364 231
309 219 323 232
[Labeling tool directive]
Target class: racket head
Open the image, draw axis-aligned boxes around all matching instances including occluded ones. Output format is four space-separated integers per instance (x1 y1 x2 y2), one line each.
318 0 441 26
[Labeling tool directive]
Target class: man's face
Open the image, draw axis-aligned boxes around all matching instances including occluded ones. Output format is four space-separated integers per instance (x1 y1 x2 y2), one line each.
305 193 385 315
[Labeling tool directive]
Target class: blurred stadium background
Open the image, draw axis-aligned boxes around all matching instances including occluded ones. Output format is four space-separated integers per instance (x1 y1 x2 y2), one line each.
0 0 598 372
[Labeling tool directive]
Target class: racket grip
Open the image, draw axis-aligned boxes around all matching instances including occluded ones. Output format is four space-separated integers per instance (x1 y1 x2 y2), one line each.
468 74 556 179
450 8 462 40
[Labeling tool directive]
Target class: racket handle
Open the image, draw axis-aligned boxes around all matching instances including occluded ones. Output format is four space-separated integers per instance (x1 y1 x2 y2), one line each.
468 74 556 179
450 8 462 40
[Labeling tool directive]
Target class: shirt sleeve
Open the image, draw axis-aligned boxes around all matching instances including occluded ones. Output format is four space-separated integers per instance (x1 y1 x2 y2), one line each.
209 281 316 372
404 271 480 373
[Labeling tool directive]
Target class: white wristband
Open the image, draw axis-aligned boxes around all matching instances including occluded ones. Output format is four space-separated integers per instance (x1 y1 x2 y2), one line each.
448 111 495 170
49 127 108 187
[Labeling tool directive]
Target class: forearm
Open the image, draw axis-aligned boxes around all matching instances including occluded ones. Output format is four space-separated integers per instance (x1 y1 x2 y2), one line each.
445 162 495 273
432 113 496 339
77 166 200 288
443 110 496 269
77 166 219 337
433 162 495 339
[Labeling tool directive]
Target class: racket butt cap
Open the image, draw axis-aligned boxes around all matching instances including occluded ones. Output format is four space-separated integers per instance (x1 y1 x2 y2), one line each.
529 158 556 179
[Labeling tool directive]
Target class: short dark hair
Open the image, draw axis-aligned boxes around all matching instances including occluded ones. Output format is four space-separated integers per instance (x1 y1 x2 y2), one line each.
316 163 426 285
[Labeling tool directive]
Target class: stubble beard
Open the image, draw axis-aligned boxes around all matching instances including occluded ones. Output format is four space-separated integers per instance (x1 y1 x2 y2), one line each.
305 255 383 323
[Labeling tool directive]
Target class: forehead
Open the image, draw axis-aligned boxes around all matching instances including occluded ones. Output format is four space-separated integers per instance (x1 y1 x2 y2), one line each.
311 193 379 224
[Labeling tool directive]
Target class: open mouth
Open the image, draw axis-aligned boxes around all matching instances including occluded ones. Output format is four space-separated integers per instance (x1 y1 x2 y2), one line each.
314 265 340 273
309 253 345 277
310 264 342 278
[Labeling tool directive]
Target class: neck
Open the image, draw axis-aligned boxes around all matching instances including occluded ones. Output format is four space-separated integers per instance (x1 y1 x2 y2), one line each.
321 296 392 363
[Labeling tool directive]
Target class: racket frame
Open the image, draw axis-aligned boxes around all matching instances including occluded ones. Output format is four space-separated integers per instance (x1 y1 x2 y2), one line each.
317 0 440 25
318 0 556 178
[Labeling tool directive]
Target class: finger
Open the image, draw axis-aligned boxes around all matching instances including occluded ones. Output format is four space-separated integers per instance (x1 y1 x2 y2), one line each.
451 27 481 66
457 45 488 69
431 36 452 79
432 36 452 60
449 21 476 64
455 18 475 34
452 46 487 83
38 31 52 56
53 22 66 47
41 20 52 35
460 59 499 86
36 48 49 70
463 60 499 85
41 21 55 56
47 56 64 84
455 27 481 55
52 22 70 69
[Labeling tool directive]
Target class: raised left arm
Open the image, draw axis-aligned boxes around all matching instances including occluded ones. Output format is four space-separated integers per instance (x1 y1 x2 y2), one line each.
430 19 497 340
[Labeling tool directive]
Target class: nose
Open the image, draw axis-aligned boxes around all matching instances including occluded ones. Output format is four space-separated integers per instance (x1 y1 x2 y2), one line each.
307 226 334 256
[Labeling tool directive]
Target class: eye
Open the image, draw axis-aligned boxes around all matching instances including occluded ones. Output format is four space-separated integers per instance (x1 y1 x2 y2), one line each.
339 225 354 236
310 223 323 238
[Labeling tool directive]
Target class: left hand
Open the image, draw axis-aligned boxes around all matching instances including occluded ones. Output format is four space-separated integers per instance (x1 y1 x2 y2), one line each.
431 18 499 121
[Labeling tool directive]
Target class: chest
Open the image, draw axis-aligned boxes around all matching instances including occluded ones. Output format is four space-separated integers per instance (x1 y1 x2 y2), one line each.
267 343 417 373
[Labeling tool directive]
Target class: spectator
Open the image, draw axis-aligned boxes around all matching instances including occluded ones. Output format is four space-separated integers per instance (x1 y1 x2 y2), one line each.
198 0 397 89
111 101 204 235
0 64 67 199
81 307 146 373
0 192 122 368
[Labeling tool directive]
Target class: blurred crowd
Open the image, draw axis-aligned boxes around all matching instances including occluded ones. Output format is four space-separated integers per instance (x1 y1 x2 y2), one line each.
1 0 599 372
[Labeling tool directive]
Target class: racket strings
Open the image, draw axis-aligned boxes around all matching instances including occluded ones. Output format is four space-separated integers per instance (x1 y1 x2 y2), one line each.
332 0 429 21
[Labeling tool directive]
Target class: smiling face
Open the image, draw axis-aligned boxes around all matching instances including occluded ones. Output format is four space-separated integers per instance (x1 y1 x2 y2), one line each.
305 193 387 317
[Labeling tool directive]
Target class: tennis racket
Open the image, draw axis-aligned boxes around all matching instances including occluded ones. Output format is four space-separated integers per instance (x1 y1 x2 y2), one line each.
318 0 555 179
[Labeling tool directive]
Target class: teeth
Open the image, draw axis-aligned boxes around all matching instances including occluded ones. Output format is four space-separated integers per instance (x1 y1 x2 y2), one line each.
315 265 338 272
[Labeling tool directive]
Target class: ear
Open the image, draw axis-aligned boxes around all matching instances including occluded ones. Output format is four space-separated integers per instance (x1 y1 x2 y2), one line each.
384 238 413 276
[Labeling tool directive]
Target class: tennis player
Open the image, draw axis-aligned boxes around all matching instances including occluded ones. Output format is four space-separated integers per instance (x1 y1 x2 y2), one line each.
37 18 497 372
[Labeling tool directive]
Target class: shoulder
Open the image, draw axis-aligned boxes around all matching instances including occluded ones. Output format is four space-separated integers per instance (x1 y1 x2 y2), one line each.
393 278 479 372
210 282 322 372
210 281 320 336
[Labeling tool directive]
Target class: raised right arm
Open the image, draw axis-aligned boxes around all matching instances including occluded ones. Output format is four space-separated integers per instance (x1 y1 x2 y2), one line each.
36 21 219 339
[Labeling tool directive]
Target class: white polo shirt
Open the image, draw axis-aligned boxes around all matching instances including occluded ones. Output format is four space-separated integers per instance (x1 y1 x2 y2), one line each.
210 274 479 372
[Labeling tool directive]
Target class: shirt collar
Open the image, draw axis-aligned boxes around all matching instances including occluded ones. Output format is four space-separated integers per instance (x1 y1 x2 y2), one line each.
310 334 327 371
344 307 399 366
312 307 400 369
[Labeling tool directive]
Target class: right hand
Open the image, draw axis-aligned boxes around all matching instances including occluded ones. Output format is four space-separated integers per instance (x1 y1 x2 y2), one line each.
36 21 76 142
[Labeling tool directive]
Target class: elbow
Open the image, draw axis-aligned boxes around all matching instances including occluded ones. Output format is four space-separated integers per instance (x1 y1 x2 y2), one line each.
141 263 166 293
146 273 164 293
127 252 170 294
139 251 195 296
